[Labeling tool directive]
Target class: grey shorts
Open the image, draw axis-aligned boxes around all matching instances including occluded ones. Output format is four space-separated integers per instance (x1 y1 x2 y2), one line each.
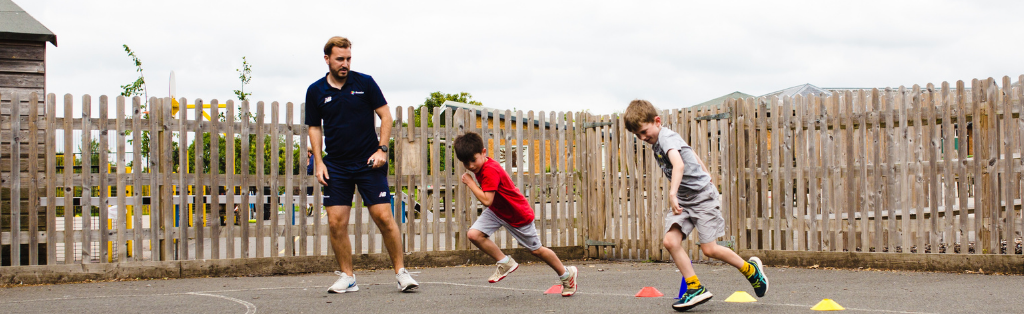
470 208 543 251
664 183 726 244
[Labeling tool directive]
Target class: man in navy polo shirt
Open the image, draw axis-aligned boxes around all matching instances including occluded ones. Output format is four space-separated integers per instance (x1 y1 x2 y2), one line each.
306 36 419 293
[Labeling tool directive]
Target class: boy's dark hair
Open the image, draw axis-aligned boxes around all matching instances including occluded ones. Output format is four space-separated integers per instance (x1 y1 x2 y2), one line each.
623 99 659 132
454 132 484 162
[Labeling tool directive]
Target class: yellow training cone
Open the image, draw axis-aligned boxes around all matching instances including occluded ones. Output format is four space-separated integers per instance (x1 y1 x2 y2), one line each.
811 299 845 311
724 291 757 303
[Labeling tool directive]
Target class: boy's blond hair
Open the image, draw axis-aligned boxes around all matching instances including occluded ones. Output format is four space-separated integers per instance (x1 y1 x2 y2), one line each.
623 99 659 132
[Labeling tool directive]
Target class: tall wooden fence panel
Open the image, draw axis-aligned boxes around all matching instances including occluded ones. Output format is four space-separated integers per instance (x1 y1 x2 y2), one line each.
579 106 732 262
725 77 1023 255
4 75 1021 269
0 97 585 266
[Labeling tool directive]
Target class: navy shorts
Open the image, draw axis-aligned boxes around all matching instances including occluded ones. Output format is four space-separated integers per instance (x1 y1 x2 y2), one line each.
322 162 392 207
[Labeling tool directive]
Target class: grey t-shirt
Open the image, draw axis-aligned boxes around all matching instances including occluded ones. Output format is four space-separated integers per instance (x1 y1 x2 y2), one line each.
652 127 712 194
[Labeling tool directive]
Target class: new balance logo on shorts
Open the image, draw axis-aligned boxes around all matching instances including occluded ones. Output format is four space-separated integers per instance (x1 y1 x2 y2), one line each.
323 195 330 199
379 192 387 197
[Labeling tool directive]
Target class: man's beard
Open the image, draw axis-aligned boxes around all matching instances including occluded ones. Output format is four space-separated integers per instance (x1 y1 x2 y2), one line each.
331 67 349 81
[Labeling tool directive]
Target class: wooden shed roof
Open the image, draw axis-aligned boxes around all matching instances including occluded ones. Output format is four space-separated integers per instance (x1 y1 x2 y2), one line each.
0 0 57 46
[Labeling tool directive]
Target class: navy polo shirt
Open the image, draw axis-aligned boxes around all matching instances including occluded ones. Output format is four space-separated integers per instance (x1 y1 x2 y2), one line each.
304 71 387 169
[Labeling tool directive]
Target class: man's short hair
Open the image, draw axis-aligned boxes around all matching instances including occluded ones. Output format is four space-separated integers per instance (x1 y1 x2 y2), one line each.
454 132 484 162
623 99 659 132
323 36 352 56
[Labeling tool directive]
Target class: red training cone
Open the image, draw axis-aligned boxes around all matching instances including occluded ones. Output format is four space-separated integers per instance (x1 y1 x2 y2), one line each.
544 284 562 294
635 287 664 297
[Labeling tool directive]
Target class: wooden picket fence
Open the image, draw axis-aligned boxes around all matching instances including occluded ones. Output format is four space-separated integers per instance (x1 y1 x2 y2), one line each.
0 94 586 266
723 76 1023 255
389 106 585 255
578 105 733 262
2 75 1022 269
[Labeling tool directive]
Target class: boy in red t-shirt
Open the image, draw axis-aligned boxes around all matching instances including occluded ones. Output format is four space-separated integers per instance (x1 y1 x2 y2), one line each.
454 132 579 297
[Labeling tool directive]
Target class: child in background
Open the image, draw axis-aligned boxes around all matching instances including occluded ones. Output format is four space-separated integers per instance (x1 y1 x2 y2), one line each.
624 99 768 311
454 132 579 297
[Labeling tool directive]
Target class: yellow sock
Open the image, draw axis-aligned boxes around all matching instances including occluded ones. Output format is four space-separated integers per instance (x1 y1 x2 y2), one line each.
740 262 755 277
685 275 701 290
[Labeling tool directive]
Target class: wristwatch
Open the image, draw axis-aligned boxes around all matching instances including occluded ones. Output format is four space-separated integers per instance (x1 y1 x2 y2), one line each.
378 145 389 153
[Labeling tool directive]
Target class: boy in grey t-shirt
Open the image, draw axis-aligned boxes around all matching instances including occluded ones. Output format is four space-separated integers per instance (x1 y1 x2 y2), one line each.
624 99 769 311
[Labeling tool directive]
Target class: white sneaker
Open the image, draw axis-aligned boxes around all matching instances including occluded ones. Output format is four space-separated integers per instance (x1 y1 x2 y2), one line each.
488 257 519 283
560 266 578 297
327 271 358 293
396 268 419 292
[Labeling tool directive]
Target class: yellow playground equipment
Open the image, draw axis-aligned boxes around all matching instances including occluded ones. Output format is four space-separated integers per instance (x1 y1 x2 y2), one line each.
170 97 228 121
107 165 133 262
167 70 230 121
107 167 214 262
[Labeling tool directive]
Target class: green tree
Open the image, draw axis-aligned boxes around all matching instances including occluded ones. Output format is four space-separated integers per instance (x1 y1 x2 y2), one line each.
185 134 303 176
182 133 305 195
413 91 482 127
407 92 478 177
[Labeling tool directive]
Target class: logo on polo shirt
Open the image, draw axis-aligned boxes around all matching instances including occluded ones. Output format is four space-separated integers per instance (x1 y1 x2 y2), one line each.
324 96 332 103
351 91 364 95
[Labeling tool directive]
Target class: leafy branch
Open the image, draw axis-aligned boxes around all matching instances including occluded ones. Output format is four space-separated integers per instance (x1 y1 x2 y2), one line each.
119 44 148 108
233 56 256 123
234 56 252 101
119 44 151 165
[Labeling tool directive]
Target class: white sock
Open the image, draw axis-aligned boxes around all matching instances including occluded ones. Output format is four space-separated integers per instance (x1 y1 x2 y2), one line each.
497 256 511 264
559 267 571 280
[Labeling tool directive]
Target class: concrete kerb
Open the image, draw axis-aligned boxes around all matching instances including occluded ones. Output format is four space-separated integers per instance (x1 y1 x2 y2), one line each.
12 247 1019 286
0 246 585 286
740 249 1024 275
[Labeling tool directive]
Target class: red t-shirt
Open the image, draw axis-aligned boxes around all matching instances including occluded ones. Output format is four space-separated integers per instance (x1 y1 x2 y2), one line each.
475 157 534 227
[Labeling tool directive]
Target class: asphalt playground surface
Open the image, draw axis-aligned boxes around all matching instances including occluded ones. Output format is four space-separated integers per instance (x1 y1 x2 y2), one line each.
1 259 1022 314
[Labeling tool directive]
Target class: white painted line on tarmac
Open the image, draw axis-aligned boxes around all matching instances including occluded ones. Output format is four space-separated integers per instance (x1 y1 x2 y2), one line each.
420 281 937 314
0 282 938 314
188 292 257 314
0 286 311 305
757 302 937 314
839 307 936 314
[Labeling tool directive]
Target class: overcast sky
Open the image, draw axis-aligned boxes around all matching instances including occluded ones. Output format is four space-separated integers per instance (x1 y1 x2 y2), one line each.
18 0 1024 115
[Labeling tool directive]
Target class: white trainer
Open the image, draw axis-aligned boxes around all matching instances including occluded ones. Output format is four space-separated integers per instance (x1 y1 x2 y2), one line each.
327 271 358 293
560 266 578 297
396 268 419 292
488 257 519 283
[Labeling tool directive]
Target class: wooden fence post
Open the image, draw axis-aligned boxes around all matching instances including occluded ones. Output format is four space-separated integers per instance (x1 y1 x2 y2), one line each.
79 95 91 263
28 93 41 265
210 100 221 259
269 101 280 258
148 97 161 261
225 100 236 259
10 93 22 265
160 97 174 260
